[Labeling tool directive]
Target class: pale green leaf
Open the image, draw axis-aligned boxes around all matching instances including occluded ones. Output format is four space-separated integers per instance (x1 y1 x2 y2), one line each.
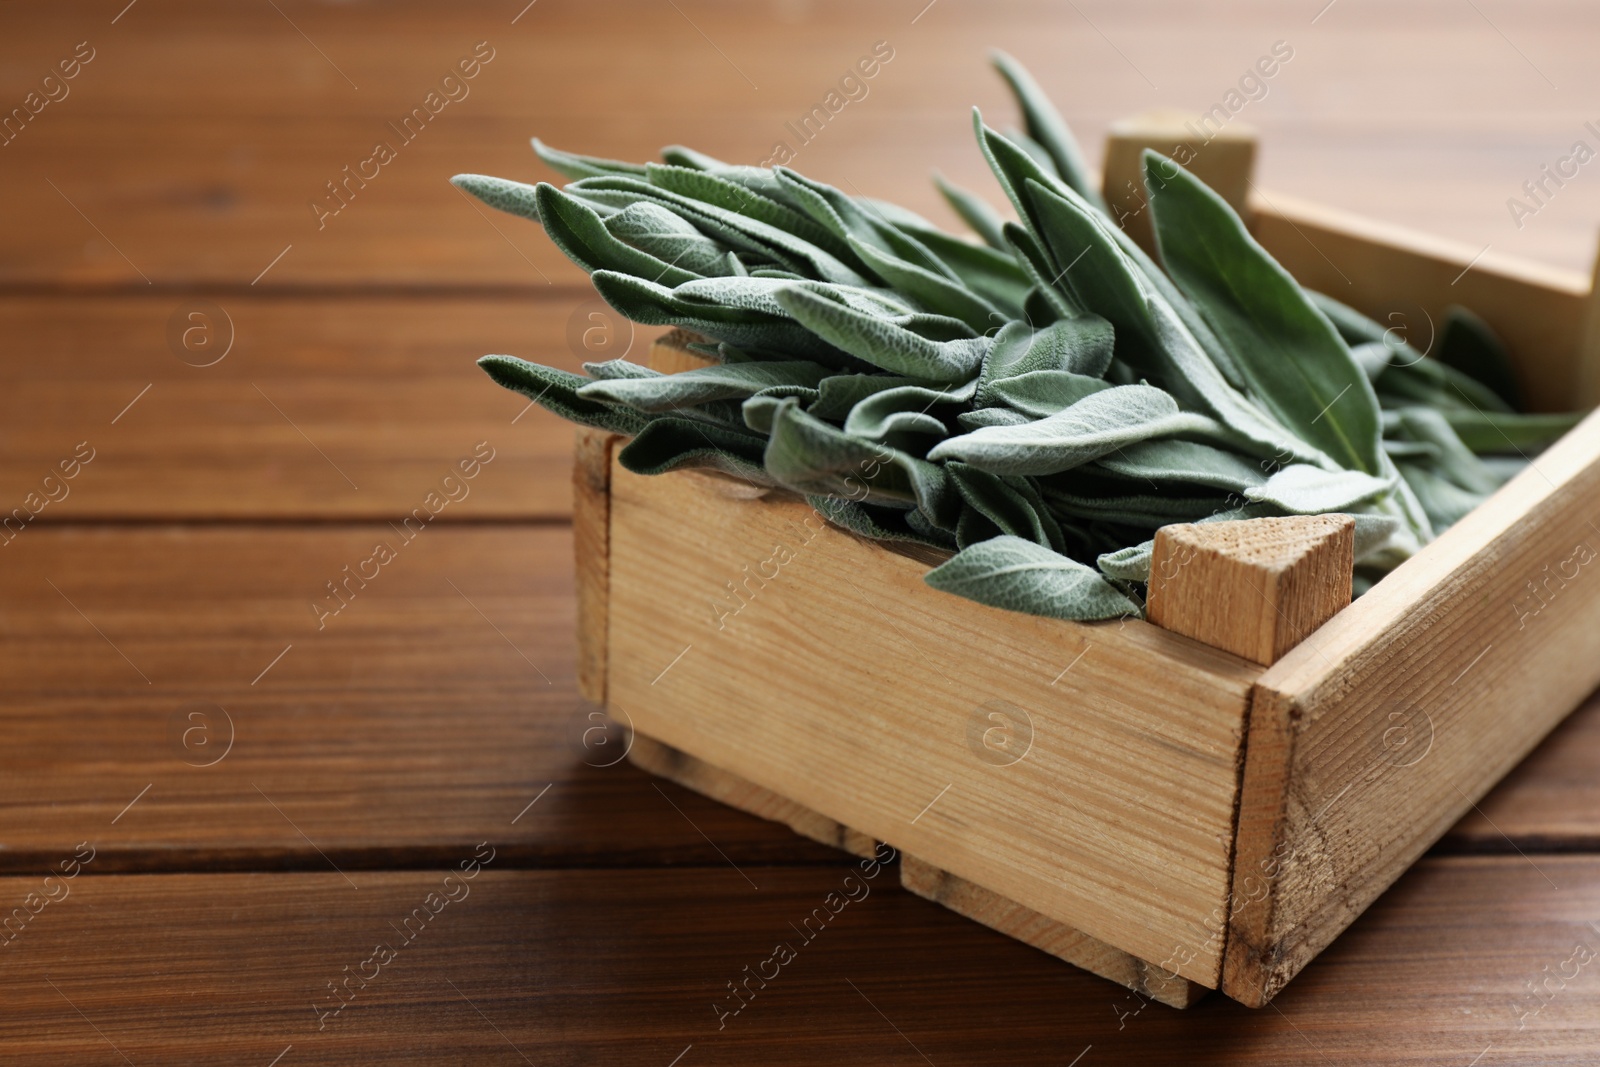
924 535 1140 621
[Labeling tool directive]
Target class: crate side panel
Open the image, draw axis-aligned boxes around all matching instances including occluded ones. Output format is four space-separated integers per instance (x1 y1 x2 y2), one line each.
1226 412 1600 1003
605 465 1259 986
1252 190 1589 413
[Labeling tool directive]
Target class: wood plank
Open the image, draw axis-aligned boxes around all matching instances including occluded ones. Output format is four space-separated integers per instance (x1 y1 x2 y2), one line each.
899 854 1206 1009
0 294 625 519
1446 686 1600 853
604 464 1260 986
1225 409 1600 1004
3 857 1600 1062
0 525 846 871
7 2 1600 284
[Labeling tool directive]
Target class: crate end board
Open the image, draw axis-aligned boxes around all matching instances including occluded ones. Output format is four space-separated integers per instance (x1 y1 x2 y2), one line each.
1222 407 1600 1005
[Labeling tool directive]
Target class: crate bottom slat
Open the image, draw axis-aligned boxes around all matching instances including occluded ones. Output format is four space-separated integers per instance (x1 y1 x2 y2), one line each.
626 727 1206 1008
628 732 879 859
898 855 1206 1009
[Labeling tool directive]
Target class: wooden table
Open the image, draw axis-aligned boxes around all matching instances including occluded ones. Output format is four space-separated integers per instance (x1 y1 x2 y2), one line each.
4 2 1600 1062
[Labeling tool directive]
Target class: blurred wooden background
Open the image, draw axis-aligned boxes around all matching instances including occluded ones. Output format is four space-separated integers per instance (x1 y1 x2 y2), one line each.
3 1 1600 1062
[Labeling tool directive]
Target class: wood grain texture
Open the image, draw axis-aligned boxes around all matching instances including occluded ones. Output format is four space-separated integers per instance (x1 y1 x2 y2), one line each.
647 328 717 374
630 733 878 859
573 427 616 704
1251 191 1594 413
8 0 1600 1055
899 854 1206 1009
4 858 1600 1063
9 1 1600 285
605 463 1260 986
1225 410 1600 1005
1148 515 1354 667
1448 687 1600 852
0 294 610 519
0 525 847 872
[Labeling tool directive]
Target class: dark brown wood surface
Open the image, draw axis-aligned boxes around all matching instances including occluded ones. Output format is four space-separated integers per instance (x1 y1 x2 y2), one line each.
4 1 1600 1062
0 526 844 872
0 294 627 519
4 860 1599 1064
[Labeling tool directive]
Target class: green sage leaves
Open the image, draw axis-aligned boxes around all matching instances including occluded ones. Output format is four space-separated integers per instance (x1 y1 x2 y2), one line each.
457 54 1583 625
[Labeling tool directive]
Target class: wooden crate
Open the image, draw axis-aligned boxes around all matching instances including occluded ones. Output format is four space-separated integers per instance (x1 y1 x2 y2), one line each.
571 116 1600 1008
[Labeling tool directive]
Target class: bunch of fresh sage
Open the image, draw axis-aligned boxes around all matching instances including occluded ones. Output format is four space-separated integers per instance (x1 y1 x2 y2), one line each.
454 52 1580 622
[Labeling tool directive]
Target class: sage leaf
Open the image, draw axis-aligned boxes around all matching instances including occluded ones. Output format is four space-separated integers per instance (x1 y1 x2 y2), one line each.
1434 409 1583 453
774 167 960 283
811 374 933 419
605 201 736 278
809 495 956 549
1396 460 1484 531
617 418 771 481
1097 540 1153 582
772 285 989 383
846 235 1004 333
1143 152 1384 475
957 408 1033 430
452 173 544 222
533 138 650 180
477 356 650 435
1095 438 1268 492
1392 407 1501 494
573 175 871 285
1002 221 1081 320
1243 464 1395 513
588 271 853 364
1350 342 1393 383
928 384 1218 475
1439 306 1520 410
947 462 1064 550
977 318 1116 406
843 384 968 442
765 400 958 524
984 370 1110 418
935 172 1008 248
644 163 858 262
924 535 1140 621
1020 176 1328 468
582 358 658 381
580 360 832 412
536 184 703 286
990 50 1105 212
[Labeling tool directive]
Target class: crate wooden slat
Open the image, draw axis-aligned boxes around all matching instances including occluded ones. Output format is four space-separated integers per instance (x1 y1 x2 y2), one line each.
9 858 1600 1064
899 854 1207 1009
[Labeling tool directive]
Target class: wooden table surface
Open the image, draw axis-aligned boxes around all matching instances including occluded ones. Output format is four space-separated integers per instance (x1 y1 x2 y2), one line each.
5 1 1600 1063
